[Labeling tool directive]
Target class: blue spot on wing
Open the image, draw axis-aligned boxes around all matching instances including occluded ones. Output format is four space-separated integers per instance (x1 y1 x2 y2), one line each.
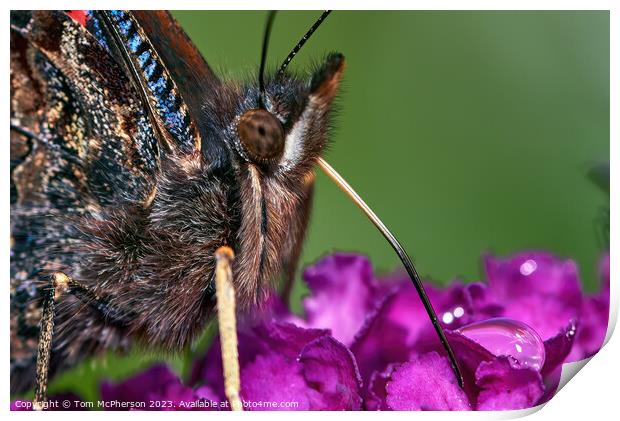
143 60 157 80
128 33 142 52
104 10 197 149
118 19 132 35
85 11 110 51
138 50 150 67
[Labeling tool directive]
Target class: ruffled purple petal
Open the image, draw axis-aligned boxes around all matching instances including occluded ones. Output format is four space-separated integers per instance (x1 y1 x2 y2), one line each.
191 322 327 389
475 357 544 410
240 354 317 411
352 277 505 385
377 279 494 332
302 253 379 346
385 352 471 410
484 252 583 305
485 252 584 341
238 334 362 410
538 368 563 405
252 322 329 359
536 321 578 404
299 336 363 410
570 293 609 360
350 285 412 382
193 321 356 410
541 320 577 376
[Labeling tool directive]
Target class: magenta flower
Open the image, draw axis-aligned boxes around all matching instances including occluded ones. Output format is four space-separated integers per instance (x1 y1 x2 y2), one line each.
190 322 363 410
19 250 606 411
101 364 220 410
484 252 583 341
281 251 608 410
300 254 379 346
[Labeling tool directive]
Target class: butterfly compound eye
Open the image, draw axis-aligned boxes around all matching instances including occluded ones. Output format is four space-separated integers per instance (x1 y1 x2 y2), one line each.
237 109 285 164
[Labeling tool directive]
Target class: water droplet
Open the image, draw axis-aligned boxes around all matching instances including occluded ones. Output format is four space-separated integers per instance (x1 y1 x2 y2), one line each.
520 259 537 276
453 306 465 318
456 318 545 371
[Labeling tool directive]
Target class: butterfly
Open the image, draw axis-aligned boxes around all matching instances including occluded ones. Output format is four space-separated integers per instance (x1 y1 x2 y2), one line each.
10 10 462 408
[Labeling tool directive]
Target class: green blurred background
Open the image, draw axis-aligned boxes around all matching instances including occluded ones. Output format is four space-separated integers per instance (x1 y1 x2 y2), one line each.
44 11 609 402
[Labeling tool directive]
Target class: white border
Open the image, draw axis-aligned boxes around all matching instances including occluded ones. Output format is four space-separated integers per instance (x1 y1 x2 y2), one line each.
3 2 616 420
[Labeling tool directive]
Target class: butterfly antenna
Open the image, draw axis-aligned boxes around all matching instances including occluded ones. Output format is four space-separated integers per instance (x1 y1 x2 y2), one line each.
278 10 332 76
258 10 277 108
317 158 464 388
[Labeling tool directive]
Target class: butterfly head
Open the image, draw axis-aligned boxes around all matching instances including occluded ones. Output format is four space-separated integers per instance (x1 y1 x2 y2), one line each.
231 53 345 171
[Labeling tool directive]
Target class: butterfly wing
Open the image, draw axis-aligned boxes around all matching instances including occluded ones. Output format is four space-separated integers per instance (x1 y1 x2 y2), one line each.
11 10 159 392
86 11 208 155
10 10 219 392
11 10 161 210
11 10 219 208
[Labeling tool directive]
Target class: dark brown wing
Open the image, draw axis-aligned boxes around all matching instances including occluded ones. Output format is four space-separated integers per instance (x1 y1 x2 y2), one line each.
11 11 161 210
10 10 224 394
10 10 159 392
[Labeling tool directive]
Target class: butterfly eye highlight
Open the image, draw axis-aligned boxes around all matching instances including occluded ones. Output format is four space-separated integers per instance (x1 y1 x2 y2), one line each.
236 109 285 165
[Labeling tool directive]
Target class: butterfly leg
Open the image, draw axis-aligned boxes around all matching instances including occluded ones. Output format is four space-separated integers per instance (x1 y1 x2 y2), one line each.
214 246 243 411
32 271 132 410
32 272 71 410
